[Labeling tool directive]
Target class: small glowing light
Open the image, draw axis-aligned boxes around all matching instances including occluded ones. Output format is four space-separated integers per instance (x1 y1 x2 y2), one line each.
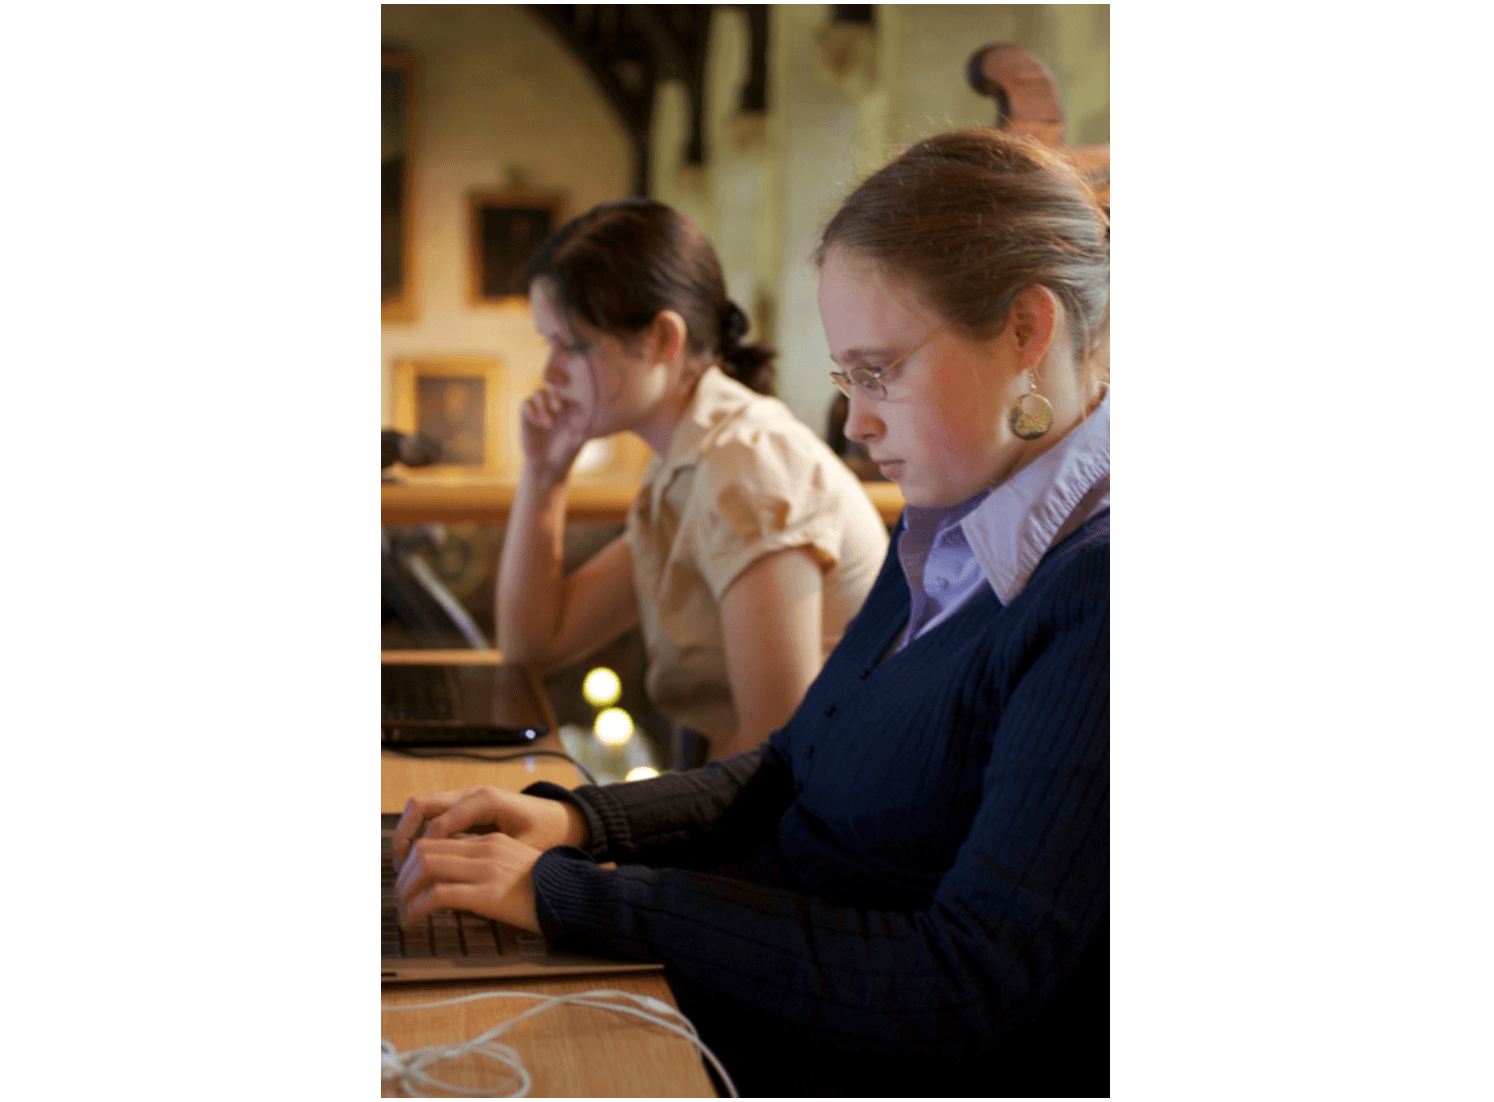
582 667 622 707
594 707 634 747
625 766 660 782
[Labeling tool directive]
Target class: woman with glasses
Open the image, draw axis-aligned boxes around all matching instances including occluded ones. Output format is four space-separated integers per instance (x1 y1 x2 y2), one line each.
395 130 1109 1097
499 198 888 762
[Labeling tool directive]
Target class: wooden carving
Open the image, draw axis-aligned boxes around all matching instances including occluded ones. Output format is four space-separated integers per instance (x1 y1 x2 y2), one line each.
965 43 1109 210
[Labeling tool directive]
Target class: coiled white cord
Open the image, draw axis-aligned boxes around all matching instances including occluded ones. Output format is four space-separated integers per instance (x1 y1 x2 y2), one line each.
381 987 739 1098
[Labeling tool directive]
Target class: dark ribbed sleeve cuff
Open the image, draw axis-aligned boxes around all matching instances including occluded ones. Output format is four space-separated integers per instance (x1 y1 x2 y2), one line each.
527 749 794 866
530 846 657 960
530 846 595 944
520 781 611 861
563 780 656 854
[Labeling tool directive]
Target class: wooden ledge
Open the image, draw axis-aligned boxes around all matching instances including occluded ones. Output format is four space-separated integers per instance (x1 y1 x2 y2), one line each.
382 477 906 527
381 648 502 665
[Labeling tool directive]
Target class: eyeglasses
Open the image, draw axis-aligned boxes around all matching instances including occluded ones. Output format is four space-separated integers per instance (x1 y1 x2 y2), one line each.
828 318 955 401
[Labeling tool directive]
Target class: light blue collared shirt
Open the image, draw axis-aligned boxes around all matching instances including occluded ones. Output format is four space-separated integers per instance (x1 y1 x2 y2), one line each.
894 394 1110 652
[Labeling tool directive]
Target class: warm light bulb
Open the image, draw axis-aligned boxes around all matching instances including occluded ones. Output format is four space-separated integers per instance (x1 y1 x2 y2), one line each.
625 766 660 782
582 667 622 708
594 707 634 747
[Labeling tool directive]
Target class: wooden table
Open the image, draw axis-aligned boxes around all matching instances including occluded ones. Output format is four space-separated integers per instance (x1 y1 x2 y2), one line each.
383 476 906 527
381 664 716 1098
382 973 716 1097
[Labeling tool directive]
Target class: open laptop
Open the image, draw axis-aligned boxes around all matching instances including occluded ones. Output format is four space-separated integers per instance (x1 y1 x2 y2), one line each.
382 663 550 748
381 662 658 981
382 812 662 982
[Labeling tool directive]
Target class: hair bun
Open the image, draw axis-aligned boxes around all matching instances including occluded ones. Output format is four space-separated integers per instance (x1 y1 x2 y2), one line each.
719 300 749 350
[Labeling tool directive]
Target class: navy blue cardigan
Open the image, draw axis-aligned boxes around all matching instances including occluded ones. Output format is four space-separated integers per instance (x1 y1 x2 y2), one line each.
527 512 1109 1095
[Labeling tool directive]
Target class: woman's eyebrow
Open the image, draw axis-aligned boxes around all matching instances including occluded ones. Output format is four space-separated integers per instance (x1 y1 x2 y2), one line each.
831 345 898 365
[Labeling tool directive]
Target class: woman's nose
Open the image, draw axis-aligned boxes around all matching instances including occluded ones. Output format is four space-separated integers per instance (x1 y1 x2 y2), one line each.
844 390 882 443
541 354 568 387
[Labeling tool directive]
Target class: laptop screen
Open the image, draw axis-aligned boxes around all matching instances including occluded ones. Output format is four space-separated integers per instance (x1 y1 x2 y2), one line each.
382 663 550 731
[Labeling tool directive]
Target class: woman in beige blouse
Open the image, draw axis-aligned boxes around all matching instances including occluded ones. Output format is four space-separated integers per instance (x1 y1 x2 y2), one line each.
499 199 889 760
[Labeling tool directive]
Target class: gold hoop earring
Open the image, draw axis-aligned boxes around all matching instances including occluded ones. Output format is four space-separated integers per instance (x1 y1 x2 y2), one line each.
1007 372 1053 440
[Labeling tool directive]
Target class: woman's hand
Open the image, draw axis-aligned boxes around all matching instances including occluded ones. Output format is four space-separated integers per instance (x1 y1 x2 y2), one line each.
392 785 589 872
396 831 543 933
520 386 594 481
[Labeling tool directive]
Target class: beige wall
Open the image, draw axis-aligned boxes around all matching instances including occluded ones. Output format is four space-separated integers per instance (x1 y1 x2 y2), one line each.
379 5 632 459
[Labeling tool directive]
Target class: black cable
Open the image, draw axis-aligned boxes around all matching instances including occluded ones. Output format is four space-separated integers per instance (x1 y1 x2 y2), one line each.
383 745 599 787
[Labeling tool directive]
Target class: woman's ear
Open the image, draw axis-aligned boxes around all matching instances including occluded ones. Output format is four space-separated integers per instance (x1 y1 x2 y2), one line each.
650 309 689 367
1010 286 1061 368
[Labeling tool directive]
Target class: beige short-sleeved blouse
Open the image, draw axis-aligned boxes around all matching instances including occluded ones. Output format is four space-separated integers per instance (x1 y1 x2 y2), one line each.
626 366 890 738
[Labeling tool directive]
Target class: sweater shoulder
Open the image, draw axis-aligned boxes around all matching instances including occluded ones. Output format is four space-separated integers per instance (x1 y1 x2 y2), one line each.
1022 511 1109 601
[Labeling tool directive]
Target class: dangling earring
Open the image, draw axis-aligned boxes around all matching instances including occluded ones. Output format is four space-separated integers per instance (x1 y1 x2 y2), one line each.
1007 371 1053 440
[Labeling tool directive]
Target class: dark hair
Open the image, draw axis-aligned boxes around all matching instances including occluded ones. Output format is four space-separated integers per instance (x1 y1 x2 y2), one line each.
816 129 1109 385
524 198 776 395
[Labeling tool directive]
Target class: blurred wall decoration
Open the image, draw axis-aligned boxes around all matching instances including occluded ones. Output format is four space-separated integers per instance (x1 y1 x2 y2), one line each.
467 177 568 304
393 356 508 477
381 49 416 323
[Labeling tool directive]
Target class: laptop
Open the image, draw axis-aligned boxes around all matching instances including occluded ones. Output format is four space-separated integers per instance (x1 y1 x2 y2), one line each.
382 812 663 982
382 663 550 747
381 660 659 981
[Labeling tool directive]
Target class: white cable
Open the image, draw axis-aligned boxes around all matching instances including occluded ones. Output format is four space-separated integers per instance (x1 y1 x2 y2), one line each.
381 987 739 1098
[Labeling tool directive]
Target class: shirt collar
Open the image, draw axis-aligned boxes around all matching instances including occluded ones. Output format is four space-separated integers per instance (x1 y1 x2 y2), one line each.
901 486 988 535
960 392 1110 605
644 366 751 512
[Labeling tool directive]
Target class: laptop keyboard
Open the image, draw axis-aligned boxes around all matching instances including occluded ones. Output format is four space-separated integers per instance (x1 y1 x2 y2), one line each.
382 825 550 960
381 665 456 722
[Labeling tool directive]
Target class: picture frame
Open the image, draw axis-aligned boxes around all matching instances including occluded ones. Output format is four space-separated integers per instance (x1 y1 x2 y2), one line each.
468 184 567 305
382 49 418 324
392 357 507 479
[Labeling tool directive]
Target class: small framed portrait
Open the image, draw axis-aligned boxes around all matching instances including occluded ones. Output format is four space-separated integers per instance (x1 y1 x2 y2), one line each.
468 185 566 305
393 357 507 478
382 50 417 324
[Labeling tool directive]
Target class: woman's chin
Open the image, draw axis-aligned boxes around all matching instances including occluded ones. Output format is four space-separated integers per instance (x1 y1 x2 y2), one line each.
896 479 940 509
898 480 980 510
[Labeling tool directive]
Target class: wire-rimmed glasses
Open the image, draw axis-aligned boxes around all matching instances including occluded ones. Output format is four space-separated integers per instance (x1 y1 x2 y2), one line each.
828 318 955 401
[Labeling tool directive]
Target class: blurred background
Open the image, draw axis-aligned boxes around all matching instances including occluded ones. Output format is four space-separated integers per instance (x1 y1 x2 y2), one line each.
381 3 1110 778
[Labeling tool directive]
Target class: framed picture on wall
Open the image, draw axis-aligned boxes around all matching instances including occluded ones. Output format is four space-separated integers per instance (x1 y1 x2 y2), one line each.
468 185 567 305
393 357 507 479
382 50 417 324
